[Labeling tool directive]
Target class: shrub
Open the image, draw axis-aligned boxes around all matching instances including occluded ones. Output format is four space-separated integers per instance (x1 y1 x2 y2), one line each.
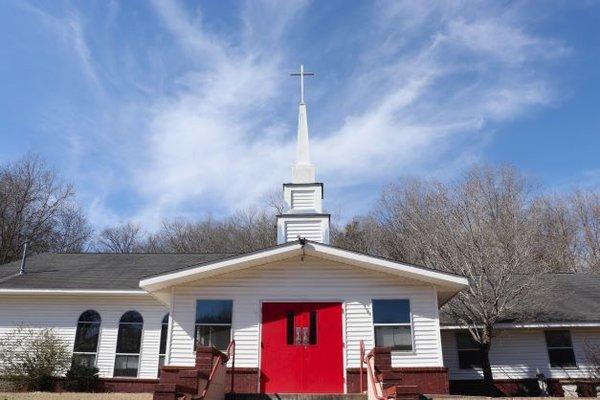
0 325 71 391
63 364 100 392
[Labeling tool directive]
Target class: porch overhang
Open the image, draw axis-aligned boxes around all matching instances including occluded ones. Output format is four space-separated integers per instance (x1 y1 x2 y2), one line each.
139 240 469 306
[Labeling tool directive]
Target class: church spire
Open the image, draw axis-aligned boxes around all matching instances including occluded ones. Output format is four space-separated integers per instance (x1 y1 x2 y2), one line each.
277 65 330 245
290 65 315 183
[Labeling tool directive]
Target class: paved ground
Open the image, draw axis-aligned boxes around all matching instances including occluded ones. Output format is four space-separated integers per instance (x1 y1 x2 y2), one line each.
0 393 152 400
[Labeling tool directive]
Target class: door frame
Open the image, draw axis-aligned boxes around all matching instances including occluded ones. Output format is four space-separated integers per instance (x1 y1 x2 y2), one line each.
258 299 347 393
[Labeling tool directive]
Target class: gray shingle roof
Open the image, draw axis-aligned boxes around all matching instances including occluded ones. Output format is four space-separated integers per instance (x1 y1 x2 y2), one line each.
440 273 600 325
0 253 233 290
1 252 599 325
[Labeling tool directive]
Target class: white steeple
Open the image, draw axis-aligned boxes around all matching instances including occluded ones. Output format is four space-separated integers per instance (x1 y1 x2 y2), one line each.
277 65 330 245
291 65 315 183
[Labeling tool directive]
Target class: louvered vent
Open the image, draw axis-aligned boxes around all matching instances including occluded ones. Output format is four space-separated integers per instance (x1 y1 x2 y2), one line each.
291 189 316 210
285 220 323 242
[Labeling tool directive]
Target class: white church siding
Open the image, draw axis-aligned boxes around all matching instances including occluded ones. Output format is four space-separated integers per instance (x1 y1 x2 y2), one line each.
167 255 444 372
441 328 600 381
0 293 168 379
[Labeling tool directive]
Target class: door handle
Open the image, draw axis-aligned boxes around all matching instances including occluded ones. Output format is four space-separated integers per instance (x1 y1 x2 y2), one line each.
302 327 309 345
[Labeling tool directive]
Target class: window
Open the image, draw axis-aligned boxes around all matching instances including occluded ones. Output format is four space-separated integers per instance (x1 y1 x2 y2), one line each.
456 331 482 369
72 310 101 367
158 313 169 376
286 310 317 346
195 300 232 350
545 330 577 368
372 299 413 351
114 311 143 377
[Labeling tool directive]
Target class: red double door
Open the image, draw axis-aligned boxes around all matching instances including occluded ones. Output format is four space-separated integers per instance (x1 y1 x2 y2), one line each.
260 302 344 393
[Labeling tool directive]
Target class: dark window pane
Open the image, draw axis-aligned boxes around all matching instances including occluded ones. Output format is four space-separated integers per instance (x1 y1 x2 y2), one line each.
372 300 410 324
548 349 577 368
79 310 101 323
114 355 139 377
545 330 573 348
120 311 143 324
116 323 143 353
374 326 412 350
196 300 233 324
195 325 231 350
456 332 479 350
162 313 169 324
159 322 168 355
74 322 100 353
309 310 317 345
286 312 294 345
458 350 482 369
72 353 96 368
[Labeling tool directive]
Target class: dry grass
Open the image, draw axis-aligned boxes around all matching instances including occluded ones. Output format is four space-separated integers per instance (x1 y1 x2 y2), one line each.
0 393 152 400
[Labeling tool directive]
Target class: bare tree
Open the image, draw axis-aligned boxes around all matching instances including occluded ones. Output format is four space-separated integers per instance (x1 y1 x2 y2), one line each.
374 165 550 392
96 222 144 253
571 189 600 272
331 216 382 255
0 154 91 264
533 189 600 273
144 207 276 254
533 196 579 272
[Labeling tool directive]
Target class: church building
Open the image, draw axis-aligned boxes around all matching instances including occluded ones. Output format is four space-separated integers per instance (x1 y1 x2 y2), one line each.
0 67 599 399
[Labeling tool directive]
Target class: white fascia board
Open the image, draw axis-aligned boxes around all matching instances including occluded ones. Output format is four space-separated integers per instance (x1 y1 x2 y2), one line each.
140 243 304 292
441 322 600 330
0 289 148 295
305 243 469 289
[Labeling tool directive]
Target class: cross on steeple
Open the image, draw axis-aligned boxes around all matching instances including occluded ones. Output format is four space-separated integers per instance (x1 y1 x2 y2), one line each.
290 64 314 105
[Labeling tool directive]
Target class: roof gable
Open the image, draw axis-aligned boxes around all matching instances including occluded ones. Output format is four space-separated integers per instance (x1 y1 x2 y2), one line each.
139 241 469 303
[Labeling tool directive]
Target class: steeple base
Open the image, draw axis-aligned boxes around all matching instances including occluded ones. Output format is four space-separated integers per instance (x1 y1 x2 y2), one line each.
292 164 316 183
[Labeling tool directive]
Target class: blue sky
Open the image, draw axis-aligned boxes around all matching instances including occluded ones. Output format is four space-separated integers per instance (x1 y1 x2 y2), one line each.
1 1 599 230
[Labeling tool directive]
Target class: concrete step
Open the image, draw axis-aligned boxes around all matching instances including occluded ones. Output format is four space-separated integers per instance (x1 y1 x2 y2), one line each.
226 394 367 400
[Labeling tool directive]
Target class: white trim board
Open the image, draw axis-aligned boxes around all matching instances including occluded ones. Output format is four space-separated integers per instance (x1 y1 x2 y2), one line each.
139 241 468 305
441 322 600 330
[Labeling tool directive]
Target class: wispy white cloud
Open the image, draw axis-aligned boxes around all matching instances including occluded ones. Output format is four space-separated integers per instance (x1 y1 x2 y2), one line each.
22 0 568 229
20 2 102 89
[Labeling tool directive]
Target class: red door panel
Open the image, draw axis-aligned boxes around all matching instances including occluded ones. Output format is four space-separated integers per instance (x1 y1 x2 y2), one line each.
260 302 344 393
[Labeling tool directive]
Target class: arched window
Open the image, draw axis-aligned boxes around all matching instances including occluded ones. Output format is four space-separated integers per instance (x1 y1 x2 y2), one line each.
158 313 169 376
114 311 143 377
73 310 101 367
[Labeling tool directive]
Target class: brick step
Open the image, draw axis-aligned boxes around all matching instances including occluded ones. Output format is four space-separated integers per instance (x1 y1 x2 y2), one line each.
226 394 367 400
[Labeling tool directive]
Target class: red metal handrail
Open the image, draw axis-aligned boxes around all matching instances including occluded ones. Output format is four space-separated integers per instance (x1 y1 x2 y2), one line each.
200 340 235 399
360 339 365 393
360 340 391 400
226 340 236 393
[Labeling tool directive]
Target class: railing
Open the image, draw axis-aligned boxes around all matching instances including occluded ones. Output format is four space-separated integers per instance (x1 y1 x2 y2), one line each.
200 340 236 400
227 339 236 393
360 340 390 400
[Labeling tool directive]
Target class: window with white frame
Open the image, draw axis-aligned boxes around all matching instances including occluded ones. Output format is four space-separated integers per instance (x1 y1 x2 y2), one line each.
372 299 413 351
456 331 482 369
195 300 232 350
545 330 577 368
72 310 101 367
158 313 169 376
114 311 143 377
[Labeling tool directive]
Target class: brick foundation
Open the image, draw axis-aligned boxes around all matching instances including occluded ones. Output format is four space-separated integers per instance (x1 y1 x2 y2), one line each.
348 347 449 395
347 367 449 394
450 378 600 397
227 367 259 393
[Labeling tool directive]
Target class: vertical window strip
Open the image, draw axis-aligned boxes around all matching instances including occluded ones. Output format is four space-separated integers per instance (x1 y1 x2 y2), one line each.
72 310 101 368
114 311 144 377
